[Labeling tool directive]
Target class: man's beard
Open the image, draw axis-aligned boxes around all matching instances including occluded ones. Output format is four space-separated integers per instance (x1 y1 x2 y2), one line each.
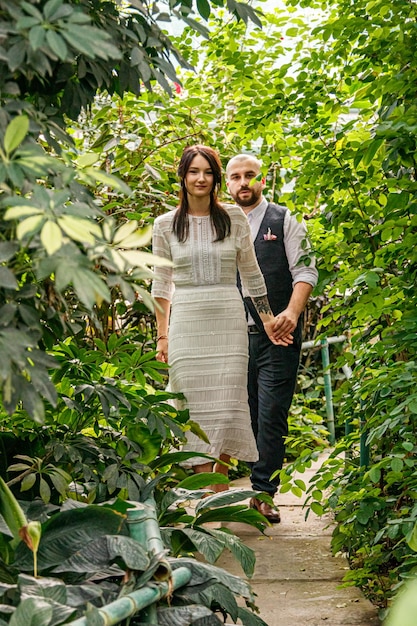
234 188 261 207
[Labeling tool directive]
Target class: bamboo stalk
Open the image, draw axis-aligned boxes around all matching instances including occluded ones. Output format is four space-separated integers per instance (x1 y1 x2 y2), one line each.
68 566 192 626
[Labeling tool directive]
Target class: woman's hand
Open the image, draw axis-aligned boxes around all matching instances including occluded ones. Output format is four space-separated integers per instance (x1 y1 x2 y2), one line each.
156 337 168 363
263 319 294 346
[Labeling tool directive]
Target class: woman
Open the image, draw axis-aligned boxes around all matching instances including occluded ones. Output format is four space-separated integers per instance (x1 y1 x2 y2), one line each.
151 145 279 489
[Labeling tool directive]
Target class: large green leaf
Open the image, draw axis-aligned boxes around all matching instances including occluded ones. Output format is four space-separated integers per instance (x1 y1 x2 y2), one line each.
40 221 63 255
3 116 29 155
0 242 18 262
71 269 111 309
197 0 211 19
177 473 229 490
17 575 76 625
169 558 253 599
43 0 67 22
45 30 68 61
195 506 268 533
16 215 45 240
0 267 18 290
194 490 259 513
198 582 239 622
8 598 52 626
57 215 100 244
0 476 28 546
126 423 162 465
206 529 255 578
15 506 128 571
28 25 46 50
237 606 268 626
78 167 131 196
3 206 44 220
385 579 417 626
52 535 149 574
406 522 417 552
175 528 224 563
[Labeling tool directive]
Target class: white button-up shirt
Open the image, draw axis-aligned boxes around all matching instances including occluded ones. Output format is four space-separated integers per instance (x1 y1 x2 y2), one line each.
246 197 318 325
246 197 318 286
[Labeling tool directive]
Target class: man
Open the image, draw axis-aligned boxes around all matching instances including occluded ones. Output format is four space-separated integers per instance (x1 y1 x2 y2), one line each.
226 154 318 523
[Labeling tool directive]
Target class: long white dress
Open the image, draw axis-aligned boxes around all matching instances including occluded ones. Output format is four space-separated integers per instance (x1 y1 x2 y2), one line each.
151 204 266 466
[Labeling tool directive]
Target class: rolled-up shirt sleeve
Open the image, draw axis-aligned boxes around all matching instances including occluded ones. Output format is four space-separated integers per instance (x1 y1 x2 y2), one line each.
151 217 174 301
284 211 318 287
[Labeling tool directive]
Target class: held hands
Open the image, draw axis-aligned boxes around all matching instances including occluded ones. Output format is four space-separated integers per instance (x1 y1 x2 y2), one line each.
263 319 293 346
264 306 299 346
272 307 298 339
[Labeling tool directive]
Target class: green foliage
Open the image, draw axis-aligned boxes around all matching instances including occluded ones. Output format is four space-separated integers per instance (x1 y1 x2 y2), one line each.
281 360 417 613
0 329 193 504
0 0 263 421
0 2 333 624
0 320 270 622
285 373 330 461
0 461 269 625
1 0 417 616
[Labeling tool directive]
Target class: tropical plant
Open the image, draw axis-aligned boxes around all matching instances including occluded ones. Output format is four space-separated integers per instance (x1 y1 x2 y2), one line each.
0 451 271 625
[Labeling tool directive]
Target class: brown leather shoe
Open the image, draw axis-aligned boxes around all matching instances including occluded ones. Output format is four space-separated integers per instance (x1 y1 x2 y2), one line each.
249 497 281 524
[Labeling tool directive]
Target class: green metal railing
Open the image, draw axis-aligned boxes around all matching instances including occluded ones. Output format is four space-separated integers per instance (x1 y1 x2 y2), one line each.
302 334 369 466
301 334 347 446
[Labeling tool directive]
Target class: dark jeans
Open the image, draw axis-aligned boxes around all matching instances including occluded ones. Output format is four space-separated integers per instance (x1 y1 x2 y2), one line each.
248 331 301 496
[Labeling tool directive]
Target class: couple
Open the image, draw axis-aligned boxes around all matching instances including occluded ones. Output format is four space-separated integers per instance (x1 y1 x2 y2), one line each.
152 145 318 523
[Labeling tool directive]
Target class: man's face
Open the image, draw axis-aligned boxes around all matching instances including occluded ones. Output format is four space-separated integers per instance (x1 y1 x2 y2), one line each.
226 159 265 210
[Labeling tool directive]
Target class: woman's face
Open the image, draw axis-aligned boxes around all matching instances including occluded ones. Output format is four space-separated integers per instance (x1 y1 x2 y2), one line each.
184 154 214 199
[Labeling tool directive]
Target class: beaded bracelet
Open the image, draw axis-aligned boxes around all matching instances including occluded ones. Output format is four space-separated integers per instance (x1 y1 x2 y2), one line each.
156 335 168 341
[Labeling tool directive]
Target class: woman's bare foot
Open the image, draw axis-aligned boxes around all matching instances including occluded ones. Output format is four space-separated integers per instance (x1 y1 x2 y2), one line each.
212 454 231 492
192 455 231 493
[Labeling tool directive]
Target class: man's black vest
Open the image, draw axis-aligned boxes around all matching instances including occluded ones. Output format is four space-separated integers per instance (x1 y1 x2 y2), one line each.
243 202 302 340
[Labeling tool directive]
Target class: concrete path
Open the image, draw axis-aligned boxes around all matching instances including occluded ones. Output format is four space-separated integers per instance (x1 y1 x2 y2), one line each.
215 455 381 626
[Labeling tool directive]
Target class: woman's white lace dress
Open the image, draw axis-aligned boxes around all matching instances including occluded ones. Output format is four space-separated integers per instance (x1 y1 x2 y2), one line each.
151 204 266 465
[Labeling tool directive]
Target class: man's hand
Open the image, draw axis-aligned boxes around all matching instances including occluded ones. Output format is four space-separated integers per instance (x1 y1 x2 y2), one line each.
272 308 298 339
272 282 312 339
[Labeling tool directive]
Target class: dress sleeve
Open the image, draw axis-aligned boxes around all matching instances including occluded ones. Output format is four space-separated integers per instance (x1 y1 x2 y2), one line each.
236 212 267 299
151 218 174 301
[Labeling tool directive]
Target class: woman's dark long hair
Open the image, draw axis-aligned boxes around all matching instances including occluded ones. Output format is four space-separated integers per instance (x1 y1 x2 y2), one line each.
172 144 231 243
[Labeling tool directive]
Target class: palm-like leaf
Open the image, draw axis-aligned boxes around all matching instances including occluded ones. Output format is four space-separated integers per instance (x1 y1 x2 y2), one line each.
194 506 267 533
169 558 254 600
194 489 260 513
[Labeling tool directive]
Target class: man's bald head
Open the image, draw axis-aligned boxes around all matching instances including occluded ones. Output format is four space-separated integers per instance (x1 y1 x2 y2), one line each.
226 154 262 177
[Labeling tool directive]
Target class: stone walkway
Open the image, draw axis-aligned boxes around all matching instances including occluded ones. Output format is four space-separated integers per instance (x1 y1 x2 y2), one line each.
215 454 381 626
